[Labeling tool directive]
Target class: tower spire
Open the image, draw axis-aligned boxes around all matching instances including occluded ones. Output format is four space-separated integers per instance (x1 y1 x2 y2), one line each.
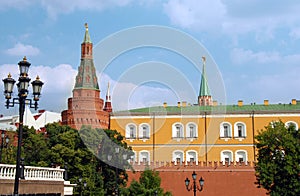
198 56 213 106
106 81 111 102
74 23 99 90
83 23 92 43
104 82 112 112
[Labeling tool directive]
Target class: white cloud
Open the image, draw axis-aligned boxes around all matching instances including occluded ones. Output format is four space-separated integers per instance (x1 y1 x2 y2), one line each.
0 62 181 115
0 63 76 115
5 43 40 56
289 27 300 40
163 0 226 31
99 74 180 112
231 47 300 67
250 67 300 103
163 0 300 38
230 48 280 65
0 0 33 11
40 0 134 19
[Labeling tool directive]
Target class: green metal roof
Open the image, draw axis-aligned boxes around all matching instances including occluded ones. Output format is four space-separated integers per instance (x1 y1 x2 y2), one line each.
113 102 300 115
199 59 210 96
74 59 99 90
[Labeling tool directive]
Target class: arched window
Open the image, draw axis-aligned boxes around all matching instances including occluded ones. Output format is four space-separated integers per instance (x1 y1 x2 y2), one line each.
220 122 232 138
221 150 233 164
186 150 198 164
172 150 184 164
139 151 150 164
186 123 198 138
172 123 184 139
234 122 246 138
285 121 298 130
130 151 137 163
139 123 150 139
125 123 137 139
235 150 247 163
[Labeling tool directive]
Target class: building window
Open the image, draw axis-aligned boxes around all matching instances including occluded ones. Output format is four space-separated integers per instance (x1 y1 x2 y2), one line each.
125 123 137 139
186 150 197 164
234 122 246 139
221 150 233 164
172 150 184 164
172 123 184 139
139 151 150 164
186 123 198 138
235 150 247 163
285 121 298 130
220 122 232 139
130 151 136 163
139 123 150 139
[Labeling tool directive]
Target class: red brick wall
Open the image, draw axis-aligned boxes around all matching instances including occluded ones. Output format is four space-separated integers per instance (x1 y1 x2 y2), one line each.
127 162 267 196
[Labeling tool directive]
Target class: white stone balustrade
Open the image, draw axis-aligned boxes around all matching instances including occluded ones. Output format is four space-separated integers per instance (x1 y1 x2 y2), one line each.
0 164 65 181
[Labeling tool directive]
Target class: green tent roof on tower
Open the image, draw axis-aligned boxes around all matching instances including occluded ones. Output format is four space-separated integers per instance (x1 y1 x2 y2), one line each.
199 56 210 96
74 23 99 90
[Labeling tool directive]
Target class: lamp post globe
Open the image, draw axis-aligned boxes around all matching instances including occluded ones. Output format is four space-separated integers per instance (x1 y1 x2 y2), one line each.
184 171 204 196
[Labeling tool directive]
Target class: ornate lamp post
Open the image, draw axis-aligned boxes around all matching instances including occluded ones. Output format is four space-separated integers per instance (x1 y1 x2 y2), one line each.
2 57 44 196
184 171 204 196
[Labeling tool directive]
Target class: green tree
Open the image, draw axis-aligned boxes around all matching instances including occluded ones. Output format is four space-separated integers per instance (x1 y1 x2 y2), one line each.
22 126 49 166
255 120 300 196
80 127 134 195
45 123 105 196
0 130 16 164
125 169 172 196
5 122 133 196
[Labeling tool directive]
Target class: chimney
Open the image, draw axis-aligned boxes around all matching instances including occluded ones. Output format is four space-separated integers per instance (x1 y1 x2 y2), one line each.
182 101 187 107
292 99 297 105
238 100 243 107
264 100 269 106
177 102 181 108
213 100 218 106
163 102 167 108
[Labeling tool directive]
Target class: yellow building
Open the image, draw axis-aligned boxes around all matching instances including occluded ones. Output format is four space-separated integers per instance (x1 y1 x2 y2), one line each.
110 59 300 164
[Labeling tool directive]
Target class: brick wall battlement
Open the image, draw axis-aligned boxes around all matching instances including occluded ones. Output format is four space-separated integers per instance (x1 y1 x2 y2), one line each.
130 161 256 171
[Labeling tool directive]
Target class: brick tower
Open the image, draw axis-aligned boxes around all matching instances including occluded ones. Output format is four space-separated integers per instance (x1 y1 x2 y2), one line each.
61 23 110 130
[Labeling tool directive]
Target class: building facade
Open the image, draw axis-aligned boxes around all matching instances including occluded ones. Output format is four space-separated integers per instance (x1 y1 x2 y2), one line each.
110 59 300 164
111 100 300 164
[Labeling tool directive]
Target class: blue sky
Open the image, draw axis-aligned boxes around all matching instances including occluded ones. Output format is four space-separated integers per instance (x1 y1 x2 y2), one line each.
1 0 300 115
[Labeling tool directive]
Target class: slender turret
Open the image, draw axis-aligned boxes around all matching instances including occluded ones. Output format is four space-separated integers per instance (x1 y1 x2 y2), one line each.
198 56 213 106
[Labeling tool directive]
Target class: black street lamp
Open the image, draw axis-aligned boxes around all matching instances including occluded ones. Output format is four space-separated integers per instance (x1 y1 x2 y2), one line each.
0 130 10 163
2 57 44 196
184 171 204 196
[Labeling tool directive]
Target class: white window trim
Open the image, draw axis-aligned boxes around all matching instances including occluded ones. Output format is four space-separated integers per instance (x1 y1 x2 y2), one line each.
138 123 151 141
186 150 198 165
186 122 198 141
285 121 298 130
220 122 232 141
172 150 184 165
129 151 137 163
235 150 248 163
220 150 233 165
234 122 247 141
125 123 137 141
172 122 184 141
139 150 150 164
